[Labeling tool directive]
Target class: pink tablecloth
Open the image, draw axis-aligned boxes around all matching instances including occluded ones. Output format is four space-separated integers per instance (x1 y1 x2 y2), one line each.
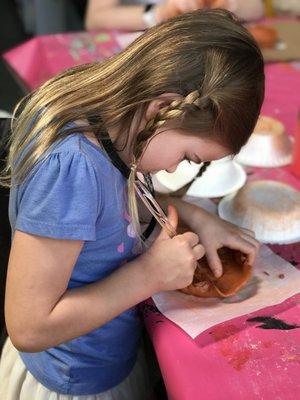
3 31 122 90
143 63 300 400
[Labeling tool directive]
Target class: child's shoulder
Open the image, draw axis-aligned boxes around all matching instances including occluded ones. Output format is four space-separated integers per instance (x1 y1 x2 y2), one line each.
50 122 99 156
46 122 111 174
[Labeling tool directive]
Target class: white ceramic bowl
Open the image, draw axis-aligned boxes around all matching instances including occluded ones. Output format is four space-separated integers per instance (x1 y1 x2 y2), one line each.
186 157 247 198
153 157 247 198
153 160 200 193
218 180 300 244
236 115 293 168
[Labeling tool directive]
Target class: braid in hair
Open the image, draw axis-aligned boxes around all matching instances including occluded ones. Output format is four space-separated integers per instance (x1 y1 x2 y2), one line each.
197 161 211 178
129 90 212 242
134 90 205 160
127 158 142 240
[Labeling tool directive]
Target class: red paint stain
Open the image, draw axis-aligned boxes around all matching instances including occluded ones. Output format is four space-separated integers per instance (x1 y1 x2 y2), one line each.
263 341 273 348
211 324 252 371
229 348 252 371
210 324 240 341
281 354 300 363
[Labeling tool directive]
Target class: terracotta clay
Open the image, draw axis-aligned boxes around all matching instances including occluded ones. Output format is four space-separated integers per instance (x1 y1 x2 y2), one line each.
179 248 252 298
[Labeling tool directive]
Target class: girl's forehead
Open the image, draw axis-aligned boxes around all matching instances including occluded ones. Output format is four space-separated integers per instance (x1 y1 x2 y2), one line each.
158 130 231 159
192 141 232 163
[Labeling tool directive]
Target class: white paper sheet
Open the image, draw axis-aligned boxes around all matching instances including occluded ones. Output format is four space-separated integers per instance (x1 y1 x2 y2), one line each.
152 244 300 339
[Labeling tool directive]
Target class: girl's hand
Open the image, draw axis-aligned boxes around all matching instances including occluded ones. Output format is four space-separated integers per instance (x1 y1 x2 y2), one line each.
188 207 260 278
139 205 205 293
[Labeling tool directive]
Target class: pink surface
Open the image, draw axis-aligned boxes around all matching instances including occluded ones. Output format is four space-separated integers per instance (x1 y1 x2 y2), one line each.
144 255 300 399
144 294 300 400
3 31 121 90
3 28 300 400
143 63 300 400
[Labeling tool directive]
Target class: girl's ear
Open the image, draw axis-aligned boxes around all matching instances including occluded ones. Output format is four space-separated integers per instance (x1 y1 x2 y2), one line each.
145 93 182 121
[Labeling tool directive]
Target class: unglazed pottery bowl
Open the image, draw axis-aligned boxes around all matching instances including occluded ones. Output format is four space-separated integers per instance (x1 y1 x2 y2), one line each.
179 248 252 298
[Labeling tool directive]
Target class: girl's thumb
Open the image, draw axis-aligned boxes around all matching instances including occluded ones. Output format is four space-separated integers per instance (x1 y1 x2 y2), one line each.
158 204 178 240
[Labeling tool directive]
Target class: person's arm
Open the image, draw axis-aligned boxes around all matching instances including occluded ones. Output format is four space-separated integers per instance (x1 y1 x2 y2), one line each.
6 213 203 353
5 231 155 353
5 231 154 351
85 0 152 31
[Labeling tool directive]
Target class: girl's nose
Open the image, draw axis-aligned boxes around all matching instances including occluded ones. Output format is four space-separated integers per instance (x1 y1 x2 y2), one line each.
166 165 178 173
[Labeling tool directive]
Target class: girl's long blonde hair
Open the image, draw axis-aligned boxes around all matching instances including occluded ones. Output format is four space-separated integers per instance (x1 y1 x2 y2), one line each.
1 9 264 237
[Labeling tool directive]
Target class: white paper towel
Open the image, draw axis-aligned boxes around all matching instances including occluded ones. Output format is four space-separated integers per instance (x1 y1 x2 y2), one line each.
152 243 300 339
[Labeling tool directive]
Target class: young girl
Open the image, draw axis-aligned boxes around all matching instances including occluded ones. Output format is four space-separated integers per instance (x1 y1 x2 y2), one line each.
0 9 264 400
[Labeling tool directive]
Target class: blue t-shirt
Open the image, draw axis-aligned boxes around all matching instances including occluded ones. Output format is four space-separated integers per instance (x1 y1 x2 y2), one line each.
9 130 143 395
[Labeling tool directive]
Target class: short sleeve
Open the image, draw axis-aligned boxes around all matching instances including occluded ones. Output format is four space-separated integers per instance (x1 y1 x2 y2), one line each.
15 151 102 241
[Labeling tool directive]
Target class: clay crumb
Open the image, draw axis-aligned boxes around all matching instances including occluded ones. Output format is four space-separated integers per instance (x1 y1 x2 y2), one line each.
278 274 285 279
263 271 270 276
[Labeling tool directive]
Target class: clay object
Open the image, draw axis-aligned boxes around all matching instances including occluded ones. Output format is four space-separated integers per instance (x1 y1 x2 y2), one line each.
179 248 252 298
247 25 278 48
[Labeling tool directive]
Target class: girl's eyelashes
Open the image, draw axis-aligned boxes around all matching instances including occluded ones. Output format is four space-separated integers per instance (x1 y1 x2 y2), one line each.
193 155 203 164
182 156 192 164
182 155 202 165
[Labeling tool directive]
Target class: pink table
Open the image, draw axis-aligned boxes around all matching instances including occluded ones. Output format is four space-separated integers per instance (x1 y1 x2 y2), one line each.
143 63 300 400
3 31 122 91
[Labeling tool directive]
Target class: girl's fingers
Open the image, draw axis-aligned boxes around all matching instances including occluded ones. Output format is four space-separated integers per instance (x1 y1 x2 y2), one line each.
240 228 256 238
226 235 258 266
240 233 260 251
205 248 223 278
180 231 199 248
192 244 205 260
